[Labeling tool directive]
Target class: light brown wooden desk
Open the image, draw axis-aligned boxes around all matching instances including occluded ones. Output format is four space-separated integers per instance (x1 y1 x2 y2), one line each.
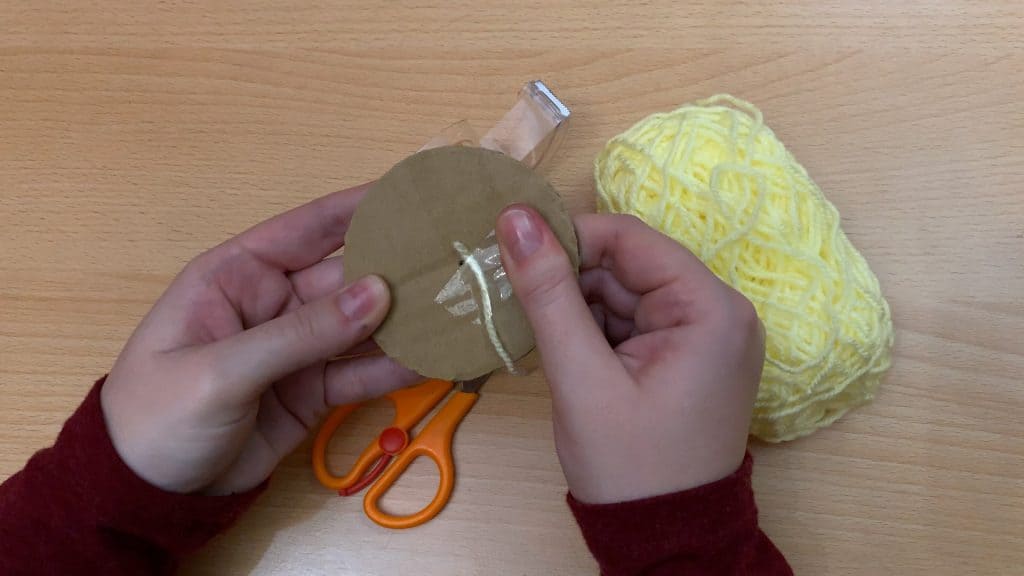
2 2 1022 574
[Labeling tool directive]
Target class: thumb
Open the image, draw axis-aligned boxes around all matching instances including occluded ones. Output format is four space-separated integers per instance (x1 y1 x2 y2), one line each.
207 275 391 402
496 205 619 393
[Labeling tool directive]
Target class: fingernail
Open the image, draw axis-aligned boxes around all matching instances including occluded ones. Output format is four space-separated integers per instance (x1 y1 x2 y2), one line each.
499 207 543 262
338 276 386 320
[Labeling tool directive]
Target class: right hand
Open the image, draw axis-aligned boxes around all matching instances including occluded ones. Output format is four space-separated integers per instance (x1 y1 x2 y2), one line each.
496 207 765 504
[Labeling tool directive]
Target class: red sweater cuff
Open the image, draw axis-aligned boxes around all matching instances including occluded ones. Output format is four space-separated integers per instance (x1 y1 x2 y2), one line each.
1 378 265 574
65 378 266 552
568 453 791 575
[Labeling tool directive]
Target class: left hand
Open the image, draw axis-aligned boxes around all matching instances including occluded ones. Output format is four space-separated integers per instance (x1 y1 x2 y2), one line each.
101 184 420 495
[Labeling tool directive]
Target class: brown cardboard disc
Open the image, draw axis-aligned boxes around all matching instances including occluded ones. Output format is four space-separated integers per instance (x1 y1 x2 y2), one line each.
344 145 578 381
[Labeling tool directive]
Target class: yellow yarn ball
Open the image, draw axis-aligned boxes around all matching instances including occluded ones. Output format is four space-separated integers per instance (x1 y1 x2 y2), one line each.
595 95 893 442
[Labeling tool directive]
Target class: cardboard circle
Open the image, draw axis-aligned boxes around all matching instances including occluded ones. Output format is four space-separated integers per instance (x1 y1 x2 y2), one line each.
344 146 578 381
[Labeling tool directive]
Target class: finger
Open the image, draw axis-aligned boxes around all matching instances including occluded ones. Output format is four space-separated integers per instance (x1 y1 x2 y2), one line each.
202 409 288 495
269 353 419 432
206 275 390 402
234 182 372 272
336 339 383 358
289 256 346 303
496 205 622 394
589 303 605 330
574 213 723 328
579 267 641 319
589 303 636 346
575 213 721 294
605 310 637 346
205 354 421 495
324 355 422 406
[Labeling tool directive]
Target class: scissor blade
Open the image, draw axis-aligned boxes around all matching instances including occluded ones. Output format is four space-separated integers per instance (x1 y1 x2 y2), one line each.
457 374 491 394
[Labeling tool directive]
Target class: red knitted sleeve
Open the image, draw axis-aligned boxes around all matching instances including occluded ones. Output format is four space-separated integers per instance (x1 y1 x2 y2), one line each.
0 379 265 575
568 453 792 576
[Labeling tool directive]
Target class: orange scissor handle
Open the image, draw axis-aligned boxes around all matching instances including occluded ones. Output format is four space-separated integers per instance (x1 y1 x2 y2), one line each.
312 379 453 492
363 391 478 529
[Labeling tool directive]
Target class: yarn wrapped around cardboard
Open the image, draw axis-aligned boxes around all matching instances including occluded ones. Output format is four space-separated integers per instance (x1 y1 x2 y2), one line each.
345 145 578 381
595 95 893 442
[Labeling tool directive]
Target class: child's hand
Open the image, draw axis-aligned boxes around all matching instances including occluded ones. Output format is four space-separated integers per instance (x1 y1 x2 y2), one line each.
497 207 765 504
101 185 419 495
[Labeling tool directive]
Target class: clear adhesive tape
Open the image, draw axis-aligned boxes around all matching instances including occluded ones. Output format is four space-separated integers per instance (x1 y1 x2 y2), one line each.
426 80 571 374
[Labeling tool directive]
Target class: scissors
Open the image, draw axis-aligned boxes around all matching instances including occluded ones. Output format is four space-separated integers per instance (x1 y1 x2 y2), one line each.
312 374 489 529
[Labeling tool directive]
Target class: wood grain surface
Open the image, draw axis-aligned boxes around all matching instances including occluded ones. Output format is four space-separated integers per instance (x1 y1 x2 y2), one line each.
2 2 1022 574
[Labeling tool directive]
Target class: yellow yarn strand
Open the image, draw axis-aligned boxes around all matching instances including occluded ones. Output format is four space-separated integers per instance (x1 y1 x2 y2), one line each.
453 241 519 376
595 95 893 442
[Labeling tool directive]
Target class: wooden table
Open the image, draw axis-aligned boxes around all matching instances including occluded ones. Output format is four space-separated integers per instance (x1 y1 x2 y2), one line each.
2 2 1022 574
